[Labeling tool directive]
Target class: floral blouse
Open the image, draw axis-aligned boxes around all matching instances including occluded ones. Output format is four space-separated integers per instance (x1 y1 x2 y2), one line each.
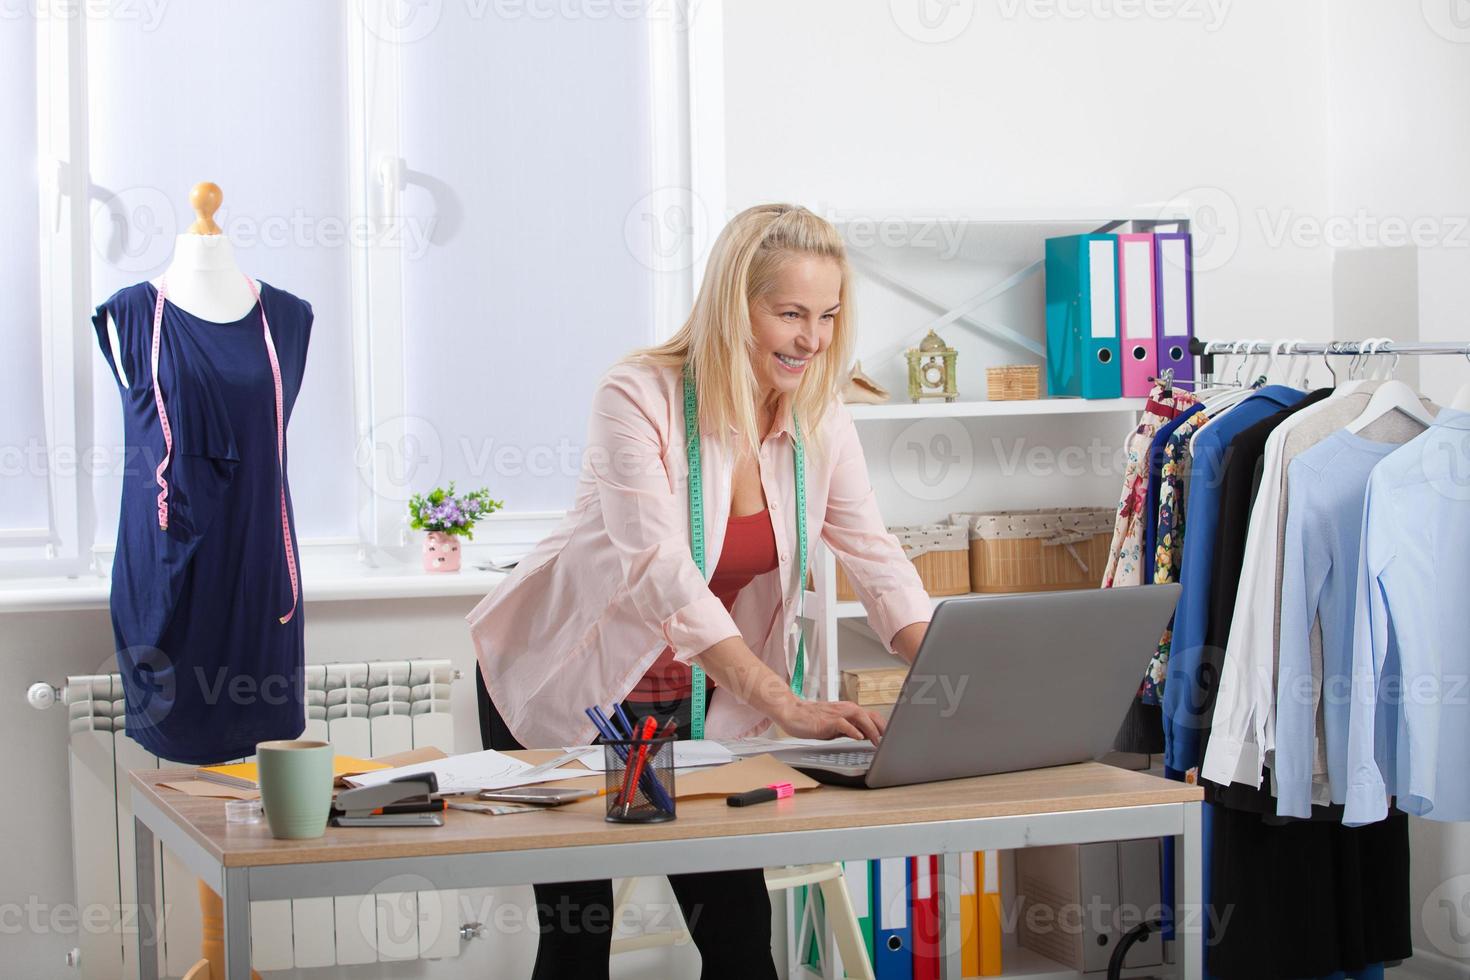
1139 409 1211 705
1101 386 1200 588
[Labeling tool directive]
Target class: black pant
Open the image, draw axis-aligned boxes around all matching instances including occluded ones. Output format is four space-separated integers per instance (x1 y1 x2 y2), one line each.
477 665 778 980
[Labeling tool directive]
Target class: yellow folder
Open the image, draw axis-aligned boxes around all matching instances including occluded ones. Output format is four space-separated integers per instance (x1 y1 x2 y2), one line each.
198 755 385 789
960 851 980 976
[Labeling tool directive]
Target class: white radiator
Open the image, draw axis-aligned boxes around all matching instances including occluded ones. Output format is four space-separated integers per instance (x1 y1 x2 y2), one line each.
64 660 463 978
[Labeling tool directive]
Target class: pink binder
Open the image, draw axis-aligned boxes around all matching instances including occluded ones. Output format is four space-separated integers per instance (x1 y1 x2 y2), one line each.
1116 233 1159 397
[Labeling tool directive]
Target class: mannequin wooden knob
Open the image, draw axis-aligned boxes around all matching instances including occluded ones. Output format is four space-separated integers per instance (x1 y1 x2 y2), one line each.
187 182 223 235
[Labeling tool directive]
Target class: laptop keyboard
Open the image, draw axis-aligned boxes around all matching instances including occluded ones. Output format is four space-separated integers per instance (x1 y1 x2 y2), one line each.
800 750 875 767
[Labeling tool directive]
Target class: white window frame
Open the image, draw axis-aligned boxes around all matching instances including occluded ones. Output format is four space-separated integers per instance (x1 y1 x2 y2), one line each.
6 0 705 577
18 4 96 577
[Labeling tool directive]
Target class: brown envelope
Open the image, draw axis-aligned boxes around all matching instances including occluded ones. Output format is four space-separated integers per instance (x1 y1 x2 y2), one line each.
369 746 449 768
675 754 819 798
159 780 260 800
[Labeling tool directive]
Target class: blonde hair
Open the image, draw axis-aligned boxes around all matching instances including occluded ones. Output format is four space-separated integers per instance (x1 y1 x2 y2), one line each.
629 203 853 457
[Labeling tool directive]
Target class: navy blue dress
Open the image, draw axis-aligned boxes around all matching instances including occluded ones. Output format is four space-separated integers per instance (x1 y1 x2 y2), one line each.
93 281 311 764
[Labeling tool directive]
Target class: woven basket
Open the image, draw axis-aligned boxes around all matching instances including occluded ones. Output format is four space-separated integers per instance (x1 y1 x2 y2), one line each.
823 522 970 601
948 508 1113 594
986 364 1041 401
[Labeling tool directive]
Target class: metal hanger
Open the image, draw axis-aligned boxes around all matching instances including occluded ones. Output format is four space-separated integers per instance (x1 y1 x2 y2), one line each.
1284 339 1311 390
1345 340 1434 434
1202 340 1262 414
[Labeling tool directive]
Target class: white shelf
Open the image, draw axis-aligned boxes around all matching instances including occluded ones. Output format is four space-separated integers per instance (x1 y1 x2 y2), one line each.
846 398 1145 421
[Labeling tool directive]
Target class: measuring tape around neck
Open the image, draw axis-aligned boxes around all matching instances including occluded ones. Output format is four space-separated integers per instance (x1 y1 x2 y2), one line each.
684 364 806 739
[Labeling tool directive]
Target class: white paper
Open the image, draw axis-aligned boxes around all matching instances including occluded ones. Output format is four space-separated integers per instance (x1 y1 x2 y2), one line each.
561 740 735 772
1088 239 1118 339
1122 238 1155 338
342 749 584 796
716 736 871 757
1160 237 1190 336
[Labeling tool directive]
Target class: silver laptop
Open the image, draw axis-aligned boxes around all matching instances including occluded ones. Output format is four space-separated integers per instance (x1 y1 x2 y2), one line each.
773 585 1180 788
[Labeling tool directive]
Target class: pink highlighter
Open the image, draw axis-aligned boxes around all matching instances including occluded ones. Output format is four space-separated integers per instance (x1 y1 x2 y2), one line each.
726 781 795 807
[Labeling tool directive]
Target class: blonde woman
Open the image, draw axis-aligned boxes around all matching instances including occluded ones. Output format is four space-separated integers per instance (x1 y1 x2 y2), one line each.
467 204 932 978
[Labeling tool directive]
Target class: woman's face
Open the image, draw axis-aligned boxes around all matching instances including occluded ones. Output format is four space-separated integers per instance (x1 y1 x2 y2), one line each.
749 254 841 400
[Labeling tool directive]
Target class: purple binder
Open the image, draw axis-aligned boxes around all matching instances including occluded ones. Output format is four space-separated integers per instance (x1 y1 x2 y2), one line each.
1152 232 1195 384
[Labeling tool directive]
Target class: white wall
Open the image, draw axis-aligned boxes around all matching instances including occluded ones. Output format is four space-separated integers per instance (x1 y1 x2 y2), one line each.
1326 0 1470 402
719 0 1336 349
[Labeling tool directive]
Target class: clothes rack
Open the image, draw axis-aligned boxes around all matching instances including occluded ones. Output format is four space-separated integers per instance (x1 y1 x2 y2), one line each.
1190 337 1470 385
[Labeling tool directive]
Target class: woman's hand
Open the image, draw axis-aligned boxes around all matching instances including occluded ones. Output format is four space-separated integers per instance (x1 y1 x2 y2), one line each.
773 697 887 743
691 636 886 742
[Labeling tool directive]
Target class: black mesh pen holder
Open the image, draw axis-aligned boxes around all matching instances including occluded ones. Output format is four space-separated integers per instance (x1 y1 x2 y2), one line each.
602 734 676 823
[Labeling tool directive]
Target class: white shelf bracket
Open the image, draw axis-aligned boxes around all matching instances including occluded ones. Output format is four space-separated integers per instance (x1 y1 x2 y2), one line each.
852 251 1045 361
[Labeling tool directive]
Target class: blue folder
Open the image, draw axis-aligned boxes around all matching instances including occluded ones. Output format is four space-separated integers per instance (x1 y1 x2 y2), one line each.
872 856 913 980
1045 233 1123 399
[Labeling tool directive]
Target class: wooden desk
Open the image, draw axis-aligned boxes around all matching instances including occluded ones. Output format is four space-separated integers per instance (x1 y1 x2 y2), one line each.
129 761 1204 979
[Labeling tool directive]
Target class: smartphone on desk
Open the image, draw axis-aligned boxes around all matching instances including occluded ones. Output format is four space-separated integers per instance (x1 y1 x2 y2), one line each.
477 787 599 806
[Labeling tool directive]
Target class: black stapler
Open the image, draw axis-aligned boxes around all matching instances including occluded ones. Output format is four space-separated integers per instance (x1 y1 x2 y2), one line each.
331 772 444 828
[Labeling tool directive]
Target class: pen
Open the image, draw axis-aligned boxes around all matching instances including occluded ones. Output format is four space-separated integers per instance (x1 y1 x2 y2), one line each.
726 781 795 807
586 705 674 812
621 716 658 815
612 703 637 739
589 705 619 741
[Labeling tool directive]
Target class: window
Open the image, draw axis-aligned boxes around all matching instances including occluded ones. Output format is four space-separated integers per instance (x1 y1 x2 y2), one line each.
2 3 685 575
86 1 357 544
394 8 657 516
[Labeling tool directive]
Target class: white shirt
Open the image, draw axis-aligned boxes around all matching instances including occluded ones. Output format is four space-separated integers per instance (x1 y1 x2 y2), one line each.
1201 393 1354 787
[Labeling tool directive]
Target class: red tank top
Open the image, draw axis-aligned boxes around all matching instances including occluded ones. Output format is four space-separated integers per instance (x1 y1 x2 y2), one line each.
625 507 780 702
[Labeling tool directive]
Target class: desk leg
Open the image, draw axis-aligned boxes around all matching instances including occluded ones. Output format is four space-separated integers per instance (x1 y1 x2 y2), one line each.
221 867 252 979
133 816 159 980
938 852 962 980
1177 801 1204 980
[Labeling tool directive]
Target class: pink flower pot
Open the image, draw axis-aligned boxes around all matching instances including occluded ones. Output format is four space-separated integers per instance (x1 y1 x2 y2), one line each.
423 531 461 573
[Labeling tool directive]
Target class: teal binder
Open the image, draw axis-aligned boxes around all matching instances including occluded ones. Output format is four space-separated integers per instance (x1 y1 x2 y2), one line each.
1045 233 1123 399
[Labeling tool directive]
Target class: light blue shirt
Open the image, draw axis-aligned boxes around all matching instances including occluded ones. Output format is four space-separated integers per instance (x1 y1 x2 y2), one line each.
1274 430 1402 818
1163 386 1305 772
1344 408 1470 826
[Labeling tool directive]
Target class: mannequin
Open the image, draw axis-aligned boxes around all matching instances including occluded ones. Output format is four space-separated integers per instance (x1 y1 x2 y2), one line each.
102 183 259 386
94 182 310 980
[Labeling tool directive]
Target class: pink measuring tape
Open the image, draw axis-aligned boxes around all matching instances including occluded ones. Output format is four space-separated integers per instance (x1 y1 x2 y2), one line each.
149 277 300 624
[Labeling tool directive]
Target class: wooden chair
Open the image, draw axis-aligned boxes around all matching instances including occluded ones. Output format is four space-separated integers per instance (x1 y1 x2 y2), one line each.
188 880 263 980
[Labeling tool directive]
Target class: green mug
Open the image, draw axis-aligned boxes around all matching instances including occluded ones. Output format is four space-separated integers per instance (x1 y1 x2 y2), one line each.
256 740 335 840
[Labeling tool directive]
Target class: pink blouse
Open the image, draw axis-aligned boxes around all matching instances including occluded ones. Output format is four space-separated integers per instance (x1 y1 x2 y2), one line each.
466 360 933 748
